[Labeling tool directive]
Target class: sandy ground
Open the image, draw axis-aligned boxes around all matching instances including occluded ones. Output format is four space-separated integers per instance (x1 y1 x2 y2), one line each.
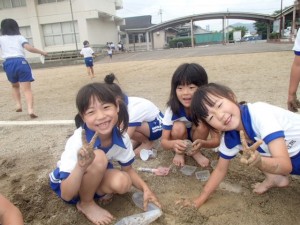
1 42 300 225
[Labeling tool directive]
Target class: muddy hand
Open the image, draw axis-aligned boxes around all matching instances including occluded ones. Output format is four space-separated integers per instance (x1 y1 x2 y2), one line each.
184 139 195 155
143 190 161 211
240 130 263 167
175 198 196 209
78 129 98 168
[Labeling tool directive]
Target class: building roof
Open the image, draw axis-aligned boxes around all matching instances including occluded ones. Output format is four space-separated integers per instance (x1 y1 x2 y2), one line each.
120 15 154 31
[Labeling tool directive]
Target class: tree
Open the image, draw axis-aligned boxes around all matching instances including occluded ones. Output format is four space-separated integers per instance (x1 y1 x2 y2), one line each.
254 6 291 40
254 21 269 39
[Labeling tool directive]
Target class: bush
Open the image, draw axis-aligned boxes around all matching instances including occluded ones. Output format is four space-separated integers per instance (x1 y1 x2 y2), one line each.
169 37 194 48
269 32 280 39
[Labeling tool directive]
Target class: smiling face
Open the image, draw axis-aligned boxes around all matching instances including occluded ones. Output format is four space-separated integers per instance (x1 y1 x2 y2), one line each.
176 83 198 108
82 96 119 137
204 93 243 131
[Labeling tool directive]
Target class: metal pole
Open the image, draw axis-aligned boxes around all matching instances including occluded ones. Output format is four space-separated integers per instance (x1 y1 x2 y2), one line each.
281 0 283 38
70 0 79 55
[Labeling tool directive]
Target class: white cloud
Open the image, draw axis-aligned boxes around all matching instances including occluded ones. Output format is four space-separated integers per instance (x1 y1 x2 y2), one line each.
117 0 295 30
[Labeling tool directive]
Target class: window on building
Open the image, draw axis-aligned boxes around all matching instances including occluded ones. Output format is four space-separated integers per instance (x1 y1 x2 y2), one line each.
42 21 79 46
38 0 66 4
20 26 33 46
128 33 150 44
0 0 26 8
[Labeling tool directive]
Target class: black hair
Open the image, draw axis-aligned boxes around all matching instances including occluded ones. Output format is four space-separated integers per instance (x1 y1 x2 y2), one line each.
83 40 89 46
191 83 237 130
1 18 21 35
166 63 208 115
76 82 128 134
104 73 126 101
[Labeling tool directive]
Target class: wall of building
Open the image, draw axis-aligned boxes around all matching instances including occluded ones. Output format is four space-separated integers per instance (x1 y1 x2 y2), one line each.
153 30 166 49
0 0 122 60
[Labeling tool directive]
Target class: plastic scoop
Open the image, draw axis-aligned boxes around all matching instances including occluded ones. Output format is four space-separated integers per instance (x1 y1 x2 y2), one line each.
137 167 170 176
115 209 162 225
115 192 162 225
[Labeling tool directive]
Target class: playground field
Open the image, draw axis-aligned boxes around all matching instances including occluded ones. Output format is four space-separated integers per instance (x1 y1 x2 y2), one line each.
0 42 299 225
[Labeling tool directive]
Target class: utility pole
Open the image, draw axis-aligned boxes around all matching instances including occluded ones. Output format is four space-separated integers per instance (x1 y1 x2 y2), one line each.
69 0 79 55
280 0 283 38
158 8 163 23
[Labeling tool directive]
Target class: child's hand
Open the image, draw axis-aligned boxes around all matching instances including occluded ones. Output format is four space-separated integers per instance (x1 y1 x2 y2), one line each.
143 189 161 211
173 140 187 154
77 129 98 169
240 130 263 167
175 197 197 208
185 139 202 156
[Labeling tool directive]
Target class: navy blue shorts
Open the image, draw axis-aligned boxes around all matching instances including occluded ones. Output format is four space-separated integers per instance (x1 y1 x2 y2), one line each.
291 151 300 175
148 112 164 141
84 57 93 67
3 58 34 83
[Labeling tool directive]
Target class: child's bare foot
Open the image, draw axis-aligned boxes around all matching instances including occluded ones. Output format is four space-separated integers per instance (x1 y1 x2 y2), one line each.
252 174 289 194
192 152 209 167
76 201 114 225
173 153 185 167
29 113 38 119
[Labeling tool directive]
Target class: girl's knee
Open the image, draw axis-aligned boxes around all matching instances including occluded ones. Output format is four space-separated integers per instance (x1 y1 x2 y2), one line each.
111 172 132 194
89 151 108 172
172 122 187 138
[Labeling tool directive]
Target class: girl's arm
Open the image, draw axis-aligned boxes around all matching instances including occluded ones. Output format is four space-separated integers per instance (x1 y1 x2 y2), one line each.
0 194 24 225
23 43 47 56
193 158 230 208
288 54 300 111
193 129 221 150
122 165 161 210
60 130 98 201
255 138 292 175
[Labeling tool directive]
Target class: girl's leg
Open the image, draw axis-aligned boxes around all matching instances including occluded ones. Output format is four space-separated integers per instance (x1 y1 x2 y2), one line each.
131 123 154 156
20 82 37 118
86 67 90 77
11 82 22 111
171 122 187 167
96 169 132 195
252 172 289 194
76 151 114 225
90 67 95 78
191 123 210 167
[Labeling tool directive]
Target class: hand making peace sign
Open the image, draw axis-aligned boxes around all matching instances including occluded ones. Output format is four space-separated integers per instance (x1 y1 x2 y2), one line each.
240 130 263 167
77 129 99 169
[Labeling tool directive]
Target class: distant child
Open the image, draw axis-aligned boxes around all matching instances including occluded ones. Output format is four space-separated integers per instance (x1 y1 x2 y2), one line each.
161 63 220 167
50 83 161 225
180 83 300 208
80 40 95 79
0 18 47 119
107 47 112 61
0 193 24 225
104 73 164 156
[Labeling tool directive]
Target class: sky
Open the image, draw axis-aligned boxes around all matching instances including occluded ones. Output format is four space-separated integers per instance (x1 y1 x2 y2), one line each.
116 0 295 31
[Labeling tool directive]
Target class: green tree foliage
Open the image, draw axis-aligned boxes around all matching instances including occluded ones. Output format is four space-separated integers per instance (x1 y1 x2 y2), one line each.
255 6 292 39
254 21 269 39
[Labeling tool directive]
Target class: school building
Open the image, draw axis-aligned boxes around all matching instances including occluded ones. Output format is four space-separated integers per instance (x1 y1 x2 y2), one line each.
0 0 124 62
